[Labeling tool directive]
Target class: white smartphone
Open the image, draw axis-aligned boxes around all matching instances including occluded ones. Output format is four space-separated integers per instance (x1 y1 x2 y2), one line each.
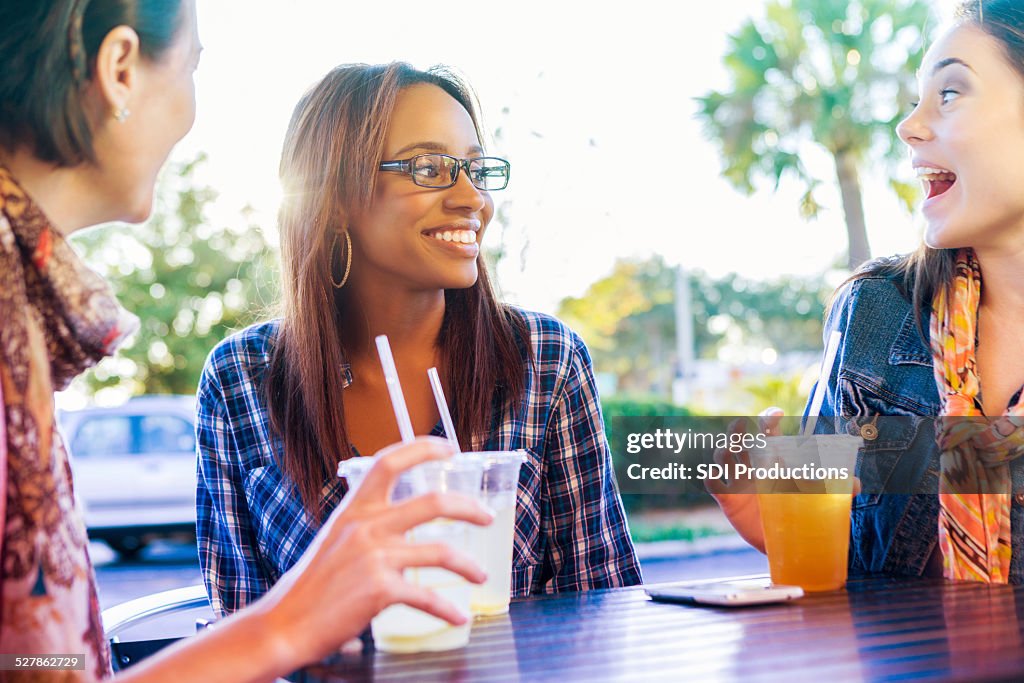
646 580 804 607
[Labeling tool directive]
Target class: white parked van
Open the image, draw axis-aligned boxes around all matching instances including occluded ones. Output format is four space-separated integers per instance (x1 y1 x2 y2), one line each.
58 395 197 558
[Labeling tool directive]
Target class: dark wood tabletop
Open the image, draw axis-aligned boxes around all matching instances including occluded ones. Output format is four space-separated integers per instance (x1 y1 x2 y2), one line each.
288 576 1024 682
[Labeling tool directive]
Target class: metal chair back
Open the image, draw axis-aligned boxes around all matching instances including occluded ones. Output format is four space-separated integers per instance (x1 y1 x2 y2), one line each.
102 584 213 671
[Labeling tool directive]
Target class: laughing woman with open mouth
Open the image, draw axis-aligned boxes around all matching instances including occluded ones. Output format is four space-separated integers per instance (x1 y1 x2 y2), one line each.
712 0 1024 585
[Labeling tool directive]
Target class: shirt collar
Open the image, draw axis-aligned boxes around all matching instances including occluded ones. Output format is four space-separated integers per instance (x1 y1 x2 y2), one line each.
888 309 932 367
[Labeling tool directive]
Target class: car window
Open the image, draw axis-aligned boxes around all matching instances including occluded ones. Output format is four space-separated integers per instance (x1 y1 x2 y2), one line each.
138 415 196 454
71 416 133 458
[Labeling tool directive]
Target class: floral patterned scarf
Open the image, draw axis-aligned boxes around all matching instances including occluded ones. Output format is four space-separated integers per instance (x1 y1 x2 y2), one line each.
0 165 137 680
931 247 1024 583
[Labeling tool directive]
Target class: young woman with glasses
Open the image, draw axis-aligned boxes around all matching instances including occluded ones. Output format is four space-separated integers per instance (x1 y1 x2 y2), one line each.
195 63 642 617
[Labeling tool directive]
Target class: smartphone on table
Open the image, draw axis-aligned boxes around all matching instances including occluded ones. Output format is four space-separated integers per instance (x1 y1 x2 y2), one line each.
646 579 803 607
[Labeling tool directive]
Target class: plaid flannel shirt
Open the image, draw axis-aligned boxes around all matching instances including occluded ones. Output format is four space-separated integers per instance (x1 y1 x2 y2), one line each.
195 309 641 616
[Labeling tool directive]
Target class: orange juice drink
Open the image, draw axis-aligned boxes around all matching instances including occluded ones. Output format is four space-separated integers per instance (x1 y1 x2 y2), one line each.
752 435 860 592
758 490 853 591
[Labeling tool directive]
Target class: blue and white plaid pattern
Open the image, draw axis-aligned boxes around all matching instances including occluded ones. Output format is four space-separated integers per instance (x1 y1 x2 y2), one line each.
196 309 642 616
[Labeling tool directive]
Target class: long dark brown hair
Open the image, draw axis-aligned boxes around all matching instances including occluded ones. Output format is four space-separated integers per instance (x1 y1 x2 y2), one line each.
843 0 1024 337
266 63 530 518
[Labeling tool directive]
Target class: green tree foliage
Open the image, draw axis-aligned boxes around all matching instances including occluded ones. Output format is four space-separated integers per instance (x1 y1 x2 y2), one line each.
557 255 829 397
69 155 278 396
558 258 678 396
696 0 933 269
741 372 809 418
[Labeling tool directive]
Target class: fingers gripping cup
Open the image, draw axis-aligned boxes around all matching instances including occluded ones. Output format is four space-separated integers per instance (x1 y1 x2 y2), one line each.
468 451 525 616
421 368 524 616
751 435 861 592
338 454 484 653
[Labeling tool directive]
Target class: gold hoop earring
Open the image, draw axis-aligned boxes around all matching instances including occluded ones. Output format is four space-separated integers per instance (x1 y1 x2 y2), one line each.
330 230 352 289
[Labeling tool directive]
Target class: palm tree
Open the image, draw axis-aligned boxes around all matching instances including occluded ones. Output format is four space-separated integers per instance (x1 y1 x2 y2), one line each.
696 0 933 269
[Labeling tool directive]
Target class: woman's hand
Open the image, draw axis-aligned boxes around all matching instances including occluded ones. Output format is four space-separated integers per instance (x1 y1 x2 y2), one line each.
704 408 784 554
256 437 492 668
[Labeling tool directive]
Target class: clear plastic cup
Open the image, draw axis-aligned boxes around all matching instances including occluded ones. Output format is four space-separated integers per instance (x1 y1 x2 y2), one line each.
466 451 525 616
750 435 861 592
337 453 484 653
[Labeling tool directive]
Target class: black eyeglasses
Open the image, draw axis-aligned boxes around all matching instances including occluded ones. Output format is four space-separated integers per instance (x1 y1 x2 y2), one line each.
378 154 511 191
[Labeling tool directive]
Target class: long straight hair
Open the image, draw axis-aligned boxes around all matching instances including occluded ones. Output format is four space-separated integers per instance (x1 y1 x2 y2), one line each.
266 63 529 518
841 247 956 341
842 0 1024 337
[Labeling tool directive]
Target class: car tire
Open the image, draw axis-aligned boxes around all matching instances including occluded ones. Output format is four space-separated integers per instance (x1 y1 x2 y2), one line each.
107 535 147 560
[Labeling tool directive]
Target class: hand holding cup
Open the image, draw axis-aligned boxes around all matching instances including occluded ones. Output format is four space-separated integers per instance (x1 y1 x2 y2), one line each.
704 408 784 553
257 437 492 667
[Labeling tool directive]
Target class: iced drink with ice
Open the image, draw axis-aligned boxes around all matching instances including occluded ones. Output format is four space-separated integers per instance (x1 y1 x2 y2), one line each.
752 435 860 592
467 451 525 616
338 453 483 652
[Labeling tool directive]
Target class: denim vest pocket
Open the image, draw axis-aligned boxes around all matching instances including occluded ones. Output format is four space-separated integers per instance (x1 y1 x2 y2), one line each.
839 374 937 508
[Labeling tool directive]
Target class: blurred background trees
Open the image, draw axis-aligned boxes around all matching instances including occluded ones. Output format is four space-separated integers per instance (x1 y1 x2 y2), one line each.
557 255 829 411
696 0 932 269
62 1 939 524
68 155 278 399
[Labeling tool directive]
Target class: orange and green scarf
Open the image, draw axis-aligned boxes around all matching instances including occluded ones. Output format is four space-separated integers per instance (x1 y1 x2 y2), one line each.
932 247 1024 583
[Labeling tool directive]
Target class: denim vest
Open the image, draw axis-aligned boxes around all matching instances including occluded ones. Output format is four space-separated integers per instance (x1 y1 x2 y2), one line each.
806 274 1024 582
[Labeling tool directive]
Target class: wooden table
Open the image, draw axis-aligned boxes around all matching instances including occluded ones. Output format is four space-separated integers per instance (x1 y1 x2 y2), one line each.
289 576 1024 682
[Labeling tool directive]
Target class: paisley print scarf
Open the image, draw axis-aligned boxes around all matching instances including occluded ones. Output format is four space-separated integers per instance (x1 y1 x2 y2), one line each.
0 165 137 679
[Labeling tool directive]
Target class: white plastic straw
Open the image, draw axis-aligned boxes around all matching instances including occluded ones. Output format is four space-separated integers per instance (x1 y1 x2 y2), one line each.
375 335 415 443
427 367 461 452
804 330 842 433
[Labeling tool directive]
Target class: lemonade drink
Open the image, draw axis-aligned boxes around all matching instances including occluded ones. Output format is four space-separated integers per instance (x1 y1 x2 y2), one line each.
470 500 517 615
467 452 525 616
371 519 473 652
337 454 483 652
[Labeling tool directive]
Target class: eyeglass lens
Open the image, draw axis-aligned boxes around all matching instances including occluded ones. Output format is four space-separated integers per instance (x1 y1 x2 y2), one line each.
410 155 509 190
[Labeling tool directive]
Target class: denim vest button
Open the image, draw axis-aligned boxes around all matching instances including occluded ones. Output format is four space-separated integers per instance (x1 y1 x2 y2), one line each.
1014 493 1024 506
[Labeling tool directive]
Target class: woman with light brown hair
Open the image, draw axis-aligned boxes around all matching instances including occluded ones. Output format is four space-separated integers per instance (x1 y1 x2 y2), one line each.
196 62 641 616
713 0 1024 585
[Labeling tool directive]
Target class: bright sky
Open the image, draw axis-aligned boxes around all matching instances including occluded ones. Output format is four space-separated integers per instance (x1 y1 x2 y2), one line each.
176 0 961 314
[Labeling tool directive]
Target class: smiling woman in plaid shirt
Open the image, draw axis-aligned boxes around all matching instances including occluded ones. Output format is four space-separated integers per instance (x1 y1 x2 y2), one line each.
195 62 641 617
